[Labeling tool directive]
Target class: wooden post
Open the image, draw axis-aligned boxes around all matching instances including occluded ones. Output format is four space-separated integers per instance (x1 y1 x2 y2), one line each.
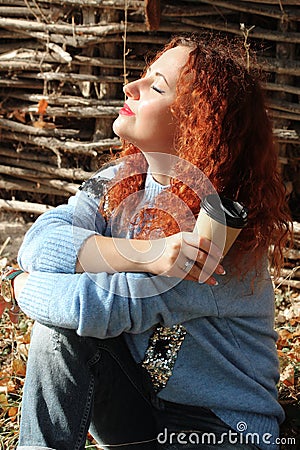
79 7 97 98
92 7 121 171
275 13 296 197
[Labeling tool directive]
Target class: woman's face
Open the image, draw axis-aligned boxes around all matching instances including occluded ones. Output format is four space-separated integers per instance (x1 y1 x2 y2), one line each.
113 46 190 154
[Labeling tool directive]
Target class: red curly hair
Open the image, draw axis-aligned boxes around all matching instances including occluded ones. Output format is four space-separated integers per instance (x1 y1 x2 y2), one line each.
101 33 292 276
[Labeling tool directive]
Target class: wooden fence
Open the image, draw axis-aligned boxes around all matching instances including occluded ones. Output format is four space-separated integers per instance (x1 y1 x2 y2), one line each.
0 0 299 218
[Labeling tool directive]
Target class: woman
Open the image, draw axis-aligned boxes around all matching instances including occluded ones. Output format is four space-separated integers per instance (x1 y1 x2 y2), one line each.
14 34 291 449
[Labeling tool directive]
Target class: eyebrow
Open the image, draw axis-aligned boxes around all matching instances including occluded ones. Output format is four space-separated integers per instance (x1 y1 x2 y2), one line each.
147 67 169 86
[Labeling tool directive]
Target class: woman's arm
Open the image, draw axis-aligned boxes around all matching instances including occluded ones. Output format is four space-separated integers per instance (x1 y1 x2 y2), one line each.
77 232 224 284
18 166 116 274
18 178 224 284
17 190 105 274
15 270 219 338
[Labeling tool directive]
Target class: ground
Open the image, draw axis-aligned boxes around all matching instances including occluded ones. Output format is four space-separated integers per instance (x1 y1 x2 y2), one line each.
0 213 299 449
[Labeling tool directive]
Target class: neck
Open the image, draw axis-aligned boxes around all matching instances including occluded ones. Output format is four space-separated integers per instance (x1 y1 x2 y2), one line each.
142 152 176 186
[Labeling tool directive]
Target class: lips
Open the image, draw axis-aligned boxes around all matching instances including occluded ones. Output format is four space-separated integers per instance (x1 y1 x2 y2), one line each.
119 103 135 116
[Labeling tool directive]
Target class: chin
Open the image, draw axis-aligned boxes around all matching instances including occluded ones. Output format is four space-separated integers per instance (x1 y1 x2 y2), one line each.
112 119 121 137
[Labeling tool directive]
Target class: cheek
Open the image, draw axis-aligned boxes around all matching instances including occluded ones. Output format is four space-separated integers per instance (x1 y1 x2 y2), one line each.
138 101 173 127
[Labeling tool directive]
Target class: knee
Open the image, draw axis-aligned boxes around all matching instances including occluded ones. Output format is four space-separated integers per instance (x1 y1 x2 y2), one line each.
28 322 100 365
28 322 79 357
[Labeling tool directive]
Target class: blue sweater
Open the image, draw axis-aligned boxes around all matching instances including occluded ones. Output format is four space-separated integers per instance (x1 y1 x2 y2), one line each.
18 164 284 449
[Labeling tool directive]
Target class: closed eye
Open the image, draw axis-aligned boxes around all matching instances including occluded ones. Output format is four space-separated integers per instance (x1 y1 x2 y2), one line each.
151 85 165 94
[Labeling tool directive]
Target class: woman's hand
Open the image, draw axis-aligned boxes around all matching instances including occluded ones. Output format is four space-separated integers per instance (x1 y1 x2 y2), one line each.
146 232 225 285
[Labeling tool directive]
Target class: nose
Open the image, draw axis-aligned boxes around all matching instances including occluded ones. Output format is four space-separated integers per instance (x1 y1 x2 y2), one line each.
123 80 140 99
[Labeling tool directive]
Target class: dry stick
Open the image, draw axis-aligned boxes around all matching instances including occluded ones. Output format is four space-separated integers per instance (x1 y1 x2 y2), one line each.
0 40 40 53
269 110 300 122
235 0 299 4
47 43 72 63
192 0 300 21
280 267 300 279
0 237 11 257
0 147 61 165
278 0 285 14
23 0 49 23
36 72 127 83
240 23 255 72
0 156 92 181
73 55 143 70
0 77 44 89
5 91 123 107
0 31 164 46
0 52 143 70
256 56 300 76
0 198 53 215
0 164 52 179
275 265 300 290
263 82 300 96
0 60 53 70
1 130 119 156
0 0 26 5
31 0 50 23
161 3 229 17
181 18 300 44
274 129 300 143
29 0 145 8
3 176 79 195
0 48 63 63
268 98 300 115
0 118 80 138
0 17 146 36
0 131 95 156
0 178 73 196
0 6 51 17
122 0 129 87
78 6 96 98
43 179 79 194
24 104 120 118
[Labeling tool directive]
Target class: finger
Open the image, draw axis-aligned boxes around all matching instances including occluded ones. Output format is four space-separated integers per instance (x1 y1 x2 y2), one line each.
186 264 219 285
182 243 224 280
195 251 224 277
175 256 193 278
184 271 218 286
182 233 223 261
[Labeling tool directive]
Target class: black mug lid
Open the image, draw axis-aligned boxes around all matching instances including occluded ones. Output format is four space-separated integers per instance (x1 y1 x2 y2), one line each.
201 194 248 229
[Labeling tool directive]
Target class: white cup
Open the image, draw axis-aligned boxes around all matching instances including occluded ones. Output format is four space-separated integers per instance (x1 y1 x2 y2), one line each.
194 194 248 256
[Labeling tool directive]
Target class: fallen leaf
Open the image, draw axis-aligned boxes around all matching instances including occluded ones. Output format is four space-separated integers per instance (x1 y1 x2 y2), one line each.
38 99 48 115
280 364 295 387
8 406 18 417
10 110 26 123
12 359 26 377
0 392 8 409
32 120 56 129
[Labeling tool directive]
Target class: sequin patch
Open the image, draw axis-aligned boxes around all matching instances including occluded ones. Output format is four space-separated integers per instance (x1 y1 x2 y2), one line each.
79 176 109 200
142 324 186 392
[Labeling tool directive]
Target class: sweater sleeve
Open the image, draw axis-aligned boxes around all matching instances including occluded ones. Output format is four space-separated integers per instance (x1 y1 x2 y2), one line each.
18 271 219 338
17 171 114 274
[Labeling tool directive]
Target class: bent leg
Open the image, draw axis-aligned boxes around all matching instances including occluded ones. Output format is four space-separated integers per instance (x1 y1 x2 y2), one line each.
90 337 158 449
17 323 101 450
18 324 157 450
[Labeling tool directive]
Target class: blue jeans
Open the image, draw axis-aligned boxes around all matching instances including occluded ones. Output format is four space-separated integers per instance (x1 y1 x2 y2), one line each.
17 323 260 450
